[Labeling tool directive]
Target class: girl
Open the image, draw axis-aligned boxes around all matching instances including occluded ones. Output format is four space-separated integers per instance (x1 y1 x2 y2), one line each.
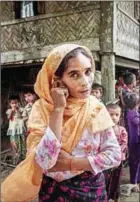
91 83 104 103
6 95 26 164
22 87 37 129
106 103 128 202
125 93 140 192
2 44 121 202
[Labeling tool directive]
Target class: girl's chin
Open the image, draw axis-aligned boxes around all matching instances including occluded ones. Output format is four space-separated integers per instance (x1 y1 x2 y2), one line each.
77 93 90 99
68 95 90 99
69 91 91 99
79 95 90 99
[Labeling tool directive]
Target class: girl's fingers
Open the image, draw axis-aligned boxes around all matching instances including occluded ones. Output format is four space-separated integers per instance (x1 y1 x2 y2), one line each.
62 89 69 98
52 88 69 97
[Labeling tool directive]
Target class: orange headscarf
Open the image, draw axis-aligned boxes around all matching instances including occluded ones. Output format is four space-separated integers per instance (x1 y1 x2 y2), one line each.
1 44 114 202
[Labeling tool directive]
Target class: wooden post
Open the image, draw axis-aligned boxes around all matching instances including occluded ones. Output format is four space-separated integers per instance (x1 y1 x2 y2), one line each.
101 53 115 102
100 2 116 103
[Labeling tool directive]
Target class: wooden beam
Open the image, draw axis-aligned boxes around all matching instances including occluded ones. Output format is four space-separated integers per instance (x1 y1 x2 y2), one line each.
100 2 116 103
1 38 100 64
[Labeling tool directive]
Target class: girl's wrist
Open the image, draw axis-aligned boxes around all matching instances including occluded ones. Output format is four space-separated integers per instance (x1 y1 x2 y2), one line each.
70 157 92 171
69 156 74 170
53 107 65 113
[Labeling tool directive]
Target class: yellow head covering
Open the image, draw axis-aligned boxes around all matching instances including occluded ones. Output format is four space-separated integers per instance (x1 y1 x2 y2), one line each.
1 44 114 202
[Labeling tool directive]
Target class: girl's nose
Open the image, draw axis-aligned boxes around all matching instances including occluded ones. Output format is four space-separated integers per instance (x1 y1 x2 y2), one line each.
80 76 88 87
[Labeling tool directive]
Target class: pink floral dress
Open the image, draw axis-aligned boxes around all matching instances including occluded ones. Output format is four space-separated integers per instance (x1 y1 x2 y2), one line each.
36 127 121 182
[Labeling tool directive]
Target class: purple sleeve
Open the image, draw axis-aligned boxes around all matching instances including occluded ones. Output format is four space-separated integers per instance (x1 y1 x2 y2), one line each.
130 111 140 126
131 116 140 126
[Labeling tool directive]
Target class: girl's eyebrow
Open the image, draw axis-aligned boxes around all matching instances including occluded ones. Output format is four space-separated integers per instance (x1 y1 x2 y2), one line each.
67 67 92 75
68 70 78 75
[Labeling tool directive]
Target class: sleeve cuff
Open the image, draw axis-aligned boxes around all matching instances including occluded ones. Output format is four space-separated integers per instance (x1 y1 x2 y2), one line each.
87 156 98 175
35 127 62 170
45 127 62 144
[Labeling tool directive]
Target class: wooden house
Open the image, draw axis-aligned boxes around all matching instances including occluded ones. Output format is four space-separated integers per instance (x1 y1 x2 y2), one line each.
1 1 140 127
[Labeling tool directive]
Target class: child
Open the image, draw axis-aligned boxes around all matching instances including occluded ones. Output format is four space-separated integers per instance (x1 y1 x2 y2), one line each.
105 103 128 202
6 95 26 163
125 93 140 192
91 83 104 103
120 72 136 130
22 88 37 129
115 72 125 101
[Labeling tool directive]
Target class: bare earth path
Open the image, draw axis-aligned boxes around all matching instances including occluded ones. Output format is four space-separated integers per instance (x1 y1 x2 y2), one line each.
110 167 139 202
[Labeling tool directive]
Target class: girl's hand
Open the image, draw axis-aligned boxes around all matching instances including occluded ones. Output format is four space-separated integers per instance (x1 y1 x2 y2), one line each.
48 150 72 172
51 87 69 109
11 107 16 112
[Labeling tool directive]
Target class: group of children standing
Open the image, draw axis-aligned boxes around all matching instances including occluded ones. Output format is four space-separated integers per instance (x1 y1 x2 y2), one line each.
91 71 140 202
6 88 37 164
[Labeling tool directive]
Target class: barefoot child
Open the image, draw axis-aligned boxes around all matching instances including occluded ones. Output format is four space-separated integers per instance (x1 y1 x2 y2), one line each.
125 93 140 192
105 103 128 202
6 95 26 163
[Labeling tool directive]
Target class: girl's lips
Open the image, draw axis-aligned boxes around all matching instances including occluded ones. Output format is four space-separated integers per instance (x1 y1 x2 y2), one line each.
80 89 90 95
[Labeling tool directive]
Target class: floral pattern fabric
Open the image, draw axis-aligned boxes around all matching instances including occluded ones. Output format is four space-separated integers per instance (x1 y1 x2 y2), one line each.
115 126 128 161
39 172 108 202
36 127 121 182
36 127 61 171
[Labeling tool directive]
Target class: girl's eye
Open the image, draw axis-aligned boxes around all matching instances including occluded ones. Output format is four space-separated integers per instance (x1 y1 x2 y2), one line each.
85 69 92 75
70 73 79 78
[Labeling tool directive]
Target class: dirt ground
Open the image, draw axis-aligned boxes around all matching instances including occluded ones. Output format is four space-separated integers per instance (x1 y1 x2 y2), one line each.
118 167 139 202
1 165 139 202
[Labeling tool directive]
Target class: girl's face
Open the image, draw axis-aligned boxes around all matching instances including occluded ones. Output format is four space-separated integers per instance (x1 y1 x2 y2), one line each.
10 100 19 109
132 76 136 88
61 53 94 99
91 89 102 100
108 108 121 125
129 75 136 89
24 93 36 104
119 77 124 85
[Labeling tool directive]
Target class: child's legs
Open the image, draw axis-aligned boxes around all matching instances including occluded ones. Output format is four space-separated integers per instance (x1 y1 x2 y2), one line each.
20 134 26 158
129 144 140 184
21 134 26 144
107 164 122 201
12 135 23 156
10 136 18 154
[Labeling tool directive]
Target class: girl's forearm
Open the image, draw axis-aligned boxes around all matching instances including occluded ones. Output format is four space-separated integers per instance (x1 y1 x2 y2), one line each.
71 157 92 171
49 108 64 141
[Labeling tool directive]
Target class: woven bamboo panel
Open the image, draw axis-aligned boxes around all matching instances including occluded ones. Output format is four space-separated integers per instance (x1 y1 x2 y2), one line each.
44 1 100 14
1 9 100 52
118 1 134 17
116 9 139 50
115 8 139 60
1 1 15 22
